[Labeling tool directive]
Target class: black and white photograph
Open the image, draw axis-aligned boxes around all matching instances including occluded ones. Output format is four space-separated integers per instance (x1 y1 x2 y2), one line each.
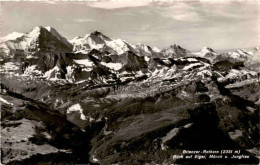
0 0 259 164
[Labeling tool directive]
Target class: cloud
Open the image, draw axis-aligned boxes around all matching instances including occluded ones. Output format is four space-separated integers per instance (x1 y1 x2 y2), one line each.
40 1 57 5
86 1 150 9
204 2 258 21
152 1 258 23
153 2 203 22
165 11 201 22
140 24 150 31
72 18 97 23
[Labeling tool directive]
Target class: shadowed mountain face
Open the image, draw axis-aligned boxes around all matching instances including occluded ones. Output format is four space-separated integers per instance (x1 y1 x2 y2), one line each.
0 26 259 164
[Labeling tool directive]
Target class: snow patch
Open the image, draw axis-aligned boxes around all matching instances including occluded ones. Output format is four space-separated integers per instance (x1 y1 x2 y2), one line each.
101 62 122 71
27 27 41 43
144 56 150 62
228 129 242 140
26 55 38 59
44 66 60 80
136 70 143 76
161 123 192 150
0 97 13 105
225 78 258 88
218 69 257 82
161 59 171 65
197 70 212 78
87 36 105 50
186 58 198 62
65 66 76 83
67 103 87 120
105 39 129 54
82 68 92 72
161 128 179 144
74 59 94 67
182 63 202 70
70 36 83 44
23 65 42 76
92 156 99 163
255 98 260 105
0 62 20 72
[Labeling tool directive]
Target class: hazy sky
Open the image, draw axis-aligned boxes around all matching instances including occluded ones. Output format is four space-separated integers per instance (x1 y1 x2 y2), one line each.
0 0 259 51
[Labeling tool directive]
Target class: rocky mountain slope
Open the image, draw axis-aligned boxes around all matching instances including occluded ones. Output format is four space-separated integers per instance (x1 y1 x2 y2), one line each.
1 26 259 164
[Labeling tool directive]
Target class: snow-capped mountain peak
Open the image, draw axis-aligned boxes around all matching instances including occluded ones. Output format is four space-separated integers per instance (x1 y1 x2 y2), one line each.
236 49 250 55
170 44 180 49
44 26 72 48
191 46 218 60
89 30 105 37
73 36 83 40
227 49 252 59
0 32 25 43
152 46 161 53
27 26 41 39
70 36 84 46
161 44 190 58
70 31 137 55
45 26 54 31
24 26 73 50
0 26 73 57
200 47 214 53
87 30 112 41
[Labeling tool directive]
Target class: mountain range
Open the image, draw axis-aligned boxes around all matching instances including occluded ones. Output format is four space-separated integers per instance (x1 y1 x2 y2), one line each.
1 26 259 164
